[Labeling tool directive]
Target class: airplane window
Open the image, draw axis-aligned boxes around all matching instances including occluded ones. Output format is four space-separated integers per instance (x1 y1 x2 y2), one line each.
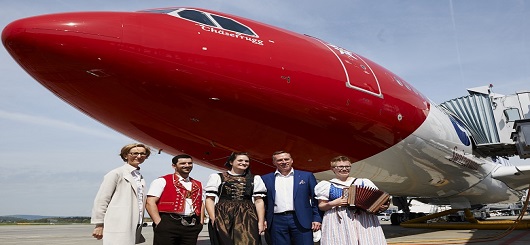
211 15 256 36
177 9 215 26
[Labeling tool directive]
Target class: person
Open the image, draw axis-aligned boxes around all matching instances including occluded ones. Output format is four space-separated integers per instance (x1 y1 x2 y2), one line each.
145 154 204 245
91 143 151 245
204 152 267 245
260 151 322 245
314 156 388 245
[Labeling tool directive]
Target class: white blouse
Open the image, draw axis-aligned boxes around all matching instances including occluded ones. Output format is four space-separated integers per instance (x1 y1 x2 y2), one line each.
315 177 377 200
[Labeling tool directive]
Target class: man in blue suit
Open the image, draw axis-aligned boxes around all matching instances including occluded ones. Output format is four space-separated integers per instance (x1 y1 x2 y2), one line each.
261 151 322 245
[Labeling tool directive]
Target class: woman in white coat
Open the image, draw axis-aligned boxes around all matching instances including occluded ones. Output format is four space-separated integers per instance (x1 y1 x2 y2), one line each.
91 143 151 245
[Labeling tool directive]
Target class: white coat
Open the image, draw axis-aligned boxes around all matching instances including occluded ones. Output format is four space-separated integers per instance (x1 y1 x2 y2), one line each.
91 164 146 245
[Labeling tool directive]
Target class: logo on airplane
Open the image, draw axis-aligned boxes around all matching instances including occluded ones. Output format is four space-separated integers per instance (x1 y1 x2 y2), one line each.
449 116 471 146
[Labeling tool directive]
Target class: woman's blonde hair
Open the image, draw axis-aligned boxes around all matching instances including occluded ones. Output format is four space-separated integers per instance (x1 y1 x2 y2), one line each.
330 156 351 166
119 143 151 162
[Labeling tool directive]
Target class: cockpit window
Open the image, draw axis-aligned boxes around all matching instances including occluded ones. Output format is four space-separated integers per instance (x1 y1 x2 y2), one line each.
166 8 258 37
210 15 255 36
177 9 215 26
140 8 258 36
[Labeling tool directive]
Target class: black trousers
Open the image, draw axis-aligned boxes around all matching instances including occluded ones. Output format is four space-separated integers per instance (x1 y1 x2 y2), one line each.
153 213 203 245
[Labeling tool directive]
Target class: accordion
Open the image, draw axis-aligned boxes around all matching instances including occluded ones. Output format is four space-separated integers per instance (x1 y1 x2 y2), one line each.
343 185 390 213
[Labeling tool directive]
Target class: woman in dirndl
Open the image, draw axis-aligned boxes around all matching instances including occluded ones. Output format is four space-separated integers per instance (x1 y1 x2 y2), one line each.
204 152 266 245
314 156 389 245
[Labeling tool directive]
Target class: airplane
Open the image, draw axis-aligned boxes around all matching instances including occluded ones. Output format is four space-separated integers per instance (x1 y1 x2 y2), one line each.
3 7 530 228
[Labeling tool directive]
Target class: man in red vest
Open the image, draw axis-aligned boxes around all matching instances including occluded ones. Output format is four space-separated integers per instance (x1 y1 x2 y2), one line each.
146 154 204 245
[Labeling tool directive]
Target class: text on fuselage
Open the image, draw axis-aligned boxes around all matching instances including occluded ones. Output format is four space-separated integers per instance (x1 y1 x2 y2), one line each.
200 25 264 46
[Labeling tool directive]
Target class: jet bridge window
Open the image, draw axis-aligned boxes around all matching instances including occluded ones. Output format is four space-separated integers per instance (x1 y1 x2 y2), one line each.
210 15 256 36
504 108 521 122
177 9 215 26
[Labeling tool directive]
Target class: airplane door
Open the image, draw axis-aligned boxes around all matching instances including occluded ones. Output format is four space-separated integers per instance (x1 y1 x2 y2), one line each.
315 40 383 98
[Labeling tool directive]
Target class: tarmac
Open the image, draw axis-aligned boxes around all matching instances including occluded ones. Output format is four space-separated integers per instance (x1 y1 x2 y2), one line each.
1 218 530 244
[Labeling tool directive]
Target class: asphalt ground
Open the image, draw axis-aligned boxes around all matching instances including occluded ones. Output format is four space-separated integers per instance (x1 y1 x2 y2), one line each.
1 218 530 244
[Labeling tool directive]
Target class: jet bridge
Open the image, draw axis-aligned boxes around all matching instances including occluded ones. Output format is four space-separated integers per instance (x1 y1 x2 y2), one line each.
439 85 530 159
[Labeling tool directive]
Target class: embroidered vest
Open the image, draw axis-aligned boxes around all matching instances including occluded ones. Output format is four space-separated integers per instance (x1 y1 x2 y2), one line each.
218 172 254 201
157 174 202 216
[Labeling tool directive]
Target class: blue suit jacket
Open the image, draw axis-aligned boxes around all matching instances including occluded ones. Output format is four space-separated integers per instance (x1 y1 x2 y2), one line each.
261 169 322 230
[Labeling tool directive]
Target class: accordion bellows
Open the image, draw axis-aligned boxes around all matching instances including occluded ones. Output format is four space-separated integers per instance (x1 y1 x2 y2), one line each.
343 185 390 213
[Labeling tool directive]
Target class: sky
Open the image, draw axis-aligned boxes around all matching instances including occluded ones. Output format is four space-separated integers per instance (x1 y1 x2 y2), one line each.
1 0 530 216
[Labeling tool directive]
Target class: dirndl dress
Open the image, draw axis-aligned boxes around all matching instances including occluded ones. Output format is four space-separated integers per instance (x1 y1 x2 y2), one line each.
315 178 387 245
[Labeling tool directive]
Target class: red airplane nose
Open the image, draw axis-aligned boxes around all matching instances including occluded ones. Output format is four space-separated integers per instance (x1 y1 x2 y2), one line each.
2 12 123 45
2 13 129 99
2 12 123 75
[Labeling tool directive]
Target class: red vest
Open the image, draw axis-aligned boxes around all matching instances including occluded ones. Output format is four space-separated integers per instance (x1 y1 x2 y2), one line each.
156 174 202 216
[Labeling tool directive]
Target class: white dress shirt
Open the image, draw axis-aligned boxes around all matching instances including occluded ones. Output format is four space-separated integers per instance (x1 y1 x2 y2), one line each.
274 168 294 213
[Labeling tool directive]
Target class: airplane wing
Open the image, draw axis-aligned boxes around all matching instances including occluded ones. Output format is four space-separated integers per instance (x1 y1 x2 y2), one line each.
492 165 530 191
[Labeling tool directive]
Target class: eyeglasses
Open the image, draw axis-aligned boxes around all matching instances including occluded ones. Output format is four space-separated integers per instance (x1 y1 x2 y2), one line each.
129 152 147 157
334 166 351 170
